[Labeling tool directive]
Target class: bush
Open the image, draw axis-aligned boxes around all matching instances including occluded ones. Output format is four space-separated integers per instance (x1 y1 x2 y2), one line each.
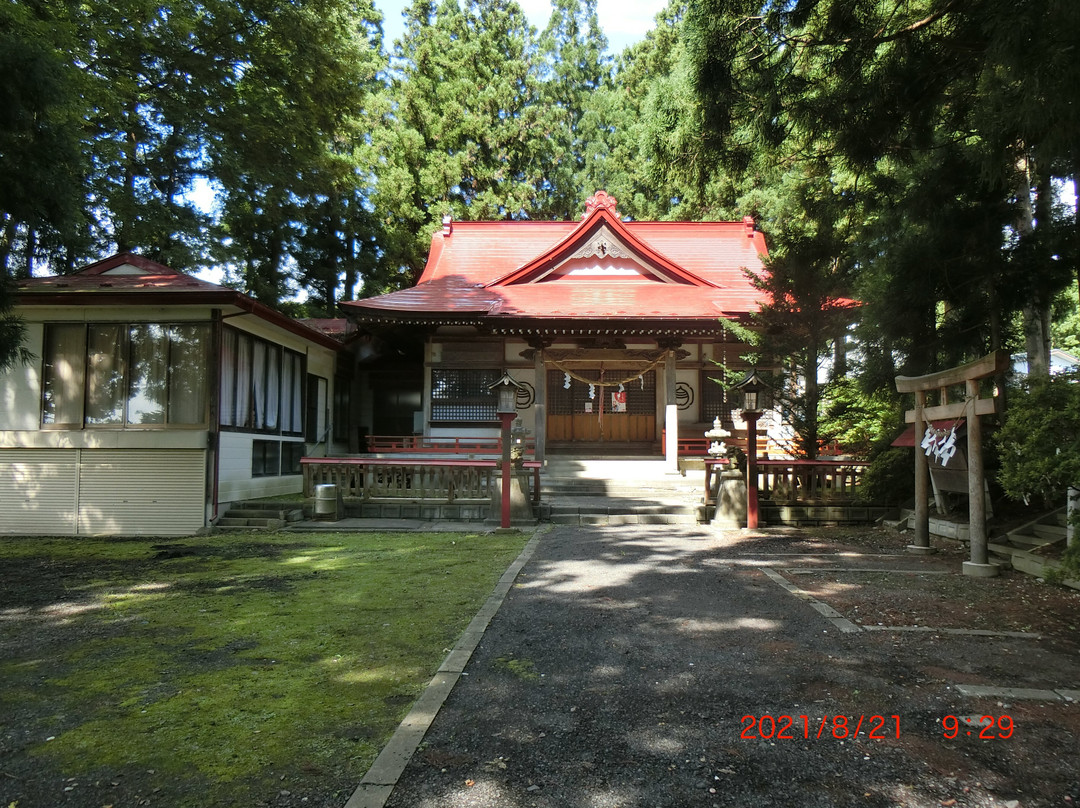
858 446 915 506
995 370 1080 508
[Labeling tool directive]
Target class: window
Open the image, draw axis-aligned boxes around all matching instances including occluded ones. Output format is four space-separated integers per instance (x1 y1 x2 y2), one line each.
42 322 209 428
701 371 734 425
251 439 281 477
219 327 304 435
333 371 351 443
431 369 500 422
251 440 304 477
282 441 304 475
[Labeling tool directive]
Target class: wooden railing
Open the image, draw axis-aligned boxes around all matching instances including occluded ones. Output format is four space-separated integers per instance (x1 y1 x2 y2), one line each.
705 458 870 505
758 459 868 503
360 435 535 456
301 457 541 503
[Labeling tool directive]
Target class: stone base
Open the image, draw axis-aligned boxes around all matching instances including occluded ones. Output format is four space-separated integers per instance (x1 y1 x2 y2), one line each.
906 544 938 555
962 561 1000 578
713 470 746 528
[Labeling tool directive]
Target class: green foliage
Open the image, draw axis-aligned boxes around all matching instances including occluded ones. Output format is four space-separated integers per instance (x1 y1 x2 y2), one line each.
0 274 32 371
818 378 903 459
857 447 915 507
1 0 387 311
996 372 1080 507
679 0 1080 397
1051 290 1080 356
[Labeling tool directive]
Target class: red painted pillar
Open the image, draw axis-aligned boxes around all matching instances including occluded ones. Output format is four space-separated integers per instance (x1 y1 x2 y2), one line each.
746 411 760 529
500 411 515 528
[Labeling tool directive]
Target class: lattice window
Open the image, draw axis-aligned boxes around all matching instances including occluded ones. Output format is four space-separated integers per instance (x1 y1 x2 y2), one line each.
431 369 500 422
701 371 735 425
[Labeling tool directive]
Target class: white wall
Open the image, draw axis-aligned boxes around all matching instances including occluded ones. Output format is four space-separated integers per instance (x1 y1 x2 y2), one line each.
217 431 305 503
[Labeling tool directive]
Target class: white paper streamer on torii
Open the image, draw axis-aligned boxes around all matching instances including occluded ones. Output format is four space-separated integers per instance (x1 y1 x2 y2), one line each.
921 425 958 467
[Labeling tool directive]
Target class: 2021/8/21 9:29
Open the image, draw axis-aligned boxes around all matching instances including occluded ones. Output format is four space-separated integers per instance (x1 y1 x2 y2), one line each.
740 714 900 740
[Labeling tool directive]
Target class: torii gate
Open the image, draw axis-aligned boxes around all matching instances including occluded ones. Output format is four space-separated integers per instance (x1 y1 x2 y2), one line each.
895 351 1008 577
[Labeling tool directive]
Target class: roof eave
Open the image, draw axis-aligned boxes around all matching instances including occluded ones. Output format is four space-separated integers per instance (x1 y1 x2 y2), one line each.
17 288 345 351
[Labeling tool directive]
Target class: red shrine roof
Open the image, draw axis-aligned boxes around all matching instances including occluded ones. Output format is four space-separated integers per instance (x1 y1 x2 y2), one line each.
343 191 769 330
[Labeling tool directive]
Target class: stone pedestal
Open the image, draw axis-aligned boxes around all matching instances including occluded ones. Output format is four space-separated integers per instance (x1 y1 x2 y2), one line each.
962 561 1000 578
713 470 747 528
906 544 937 555
492 471 535 524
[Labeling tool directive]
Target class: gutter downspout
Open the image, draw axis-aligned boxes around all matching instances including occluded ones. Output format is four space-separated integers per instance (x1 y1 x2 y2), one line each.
209 309 222 523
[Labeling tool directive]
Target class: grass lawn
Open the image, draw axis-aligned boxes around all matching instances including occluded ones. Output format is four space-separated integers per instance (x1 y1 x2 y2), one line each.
0 529 532 808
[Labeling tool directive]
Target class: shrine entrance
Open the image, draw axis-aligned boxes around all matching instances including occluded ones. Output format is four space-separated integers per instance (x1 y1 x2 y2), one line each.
546 368 657 448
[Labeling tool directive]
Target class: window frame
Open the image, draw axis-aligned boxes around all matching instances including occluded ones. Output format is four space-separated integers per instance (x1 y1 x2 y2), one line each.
40 321 210 430
219 326 306 436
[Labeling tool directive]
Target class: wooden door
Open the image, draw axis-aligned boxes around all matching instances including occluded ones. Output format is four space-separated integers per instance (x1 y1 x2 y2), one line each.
547 369 656 443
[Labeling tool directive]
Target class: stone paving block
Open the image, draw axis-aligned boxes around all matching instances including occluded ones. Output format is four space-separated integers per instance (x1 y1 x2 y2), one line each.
954 684 1061 700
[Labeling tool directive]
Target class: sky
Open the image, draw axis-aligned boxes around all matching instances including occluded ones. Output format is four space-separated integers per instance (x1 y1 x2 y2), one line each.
375 0 668 55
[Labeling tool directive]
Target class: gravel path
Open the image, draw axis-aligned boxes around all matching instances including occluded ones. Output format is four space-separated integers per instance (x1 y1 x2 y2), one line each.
378 524 1080 808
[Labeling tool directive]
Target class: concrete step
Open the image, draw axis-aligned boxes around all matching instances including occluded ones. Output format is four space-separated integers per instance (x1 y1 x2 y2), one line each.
218 516 287 529
227 508 285 519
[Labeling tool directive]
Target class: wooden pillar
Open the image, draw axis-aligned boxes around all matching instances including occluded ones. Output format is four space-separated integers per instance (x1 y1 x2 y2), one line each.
909 390 933 553
665 350 678 468
533 350 546 465
745 411 760 529
963 377 998 576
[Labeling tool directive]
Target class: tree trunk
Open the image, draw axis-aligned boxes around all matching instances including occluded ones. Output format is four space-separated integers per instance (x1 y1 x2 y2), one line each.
803 340 820 460
1017 155 1051 378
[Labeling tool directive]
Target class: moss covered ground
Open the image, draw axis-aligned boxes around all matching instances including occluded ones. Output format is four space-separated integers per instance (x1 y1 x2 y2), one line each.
0 529 531 807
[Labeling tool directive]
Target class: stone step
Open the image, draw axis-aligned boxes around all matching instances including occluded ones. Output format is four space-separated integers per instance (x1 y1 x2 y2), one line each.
550 512 701 526
542 480 700 494
1033 522 1067 541
1007 533 1053 548
549 502 699 516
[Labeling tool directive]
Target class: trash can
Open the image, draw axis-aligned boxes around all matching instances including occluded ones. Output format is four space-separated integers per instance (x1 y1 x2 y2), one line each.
314 483 340 521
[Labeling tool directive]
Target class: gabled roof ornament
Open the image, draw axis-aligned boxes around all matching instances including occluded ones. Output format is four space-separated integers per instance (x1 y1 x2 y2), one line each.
743 215 755 238
583 190 619 219
442 213 453 236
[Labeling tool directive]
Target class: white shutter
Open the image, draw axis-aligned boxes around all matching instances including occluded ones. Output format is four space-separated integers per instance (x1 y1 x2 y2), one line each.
0 449 78 535
77 450 206 536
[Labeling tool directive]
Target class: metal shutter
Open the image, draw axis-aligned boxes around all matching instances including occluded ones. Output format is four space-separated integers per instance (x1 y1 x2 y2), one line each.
77 450 206 536
0 449 78 535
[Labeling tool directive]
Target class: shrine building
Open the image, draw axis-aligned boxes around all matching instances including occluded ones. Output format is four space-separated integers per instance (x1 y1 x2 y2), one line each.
342 191 769 464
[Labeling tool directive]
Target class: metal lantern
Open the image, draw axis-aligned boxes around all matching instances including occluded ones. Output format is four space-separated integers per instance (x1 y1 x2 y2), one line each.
737 369 766 414
488 371 523 415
